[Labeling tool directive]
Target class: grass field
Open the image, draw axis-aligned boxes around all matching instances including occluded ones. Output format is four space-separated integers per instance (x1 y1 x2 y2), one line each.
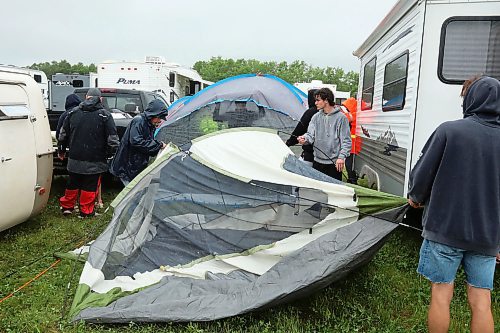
0 176 498 332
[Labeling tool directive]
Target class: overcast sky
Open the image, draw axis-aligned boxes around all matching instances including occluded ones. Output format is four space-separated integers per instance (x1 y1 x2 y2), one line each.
1 0 398 72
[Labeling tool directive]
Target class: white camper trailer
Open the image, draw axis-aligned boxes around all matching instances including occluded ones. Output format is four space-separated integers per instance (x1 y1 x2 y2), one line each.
0 66 54 231
353 0 500 196
28 69 49 110
0 66 49 110
97 56 209 104
294 80 350 105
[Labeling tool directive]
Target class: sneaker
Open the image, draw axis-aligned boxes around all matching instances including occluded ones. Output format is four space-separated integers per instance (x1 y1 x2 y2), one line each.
60 207 73 216
78 211 101 219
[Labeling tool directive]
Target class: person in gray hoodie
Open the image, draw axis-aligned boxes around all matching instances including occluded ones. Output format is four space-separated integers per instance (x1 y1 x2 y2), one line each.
408 76 500 333
297 88 351 181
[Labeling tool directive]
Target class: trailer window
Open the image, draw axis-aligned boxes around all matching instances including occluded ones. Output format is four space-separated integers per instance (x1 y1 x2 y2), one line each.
103 95 143 113
72 80 84 88
439 17 500 83
33 74 42 83
361 57 376 110
0 105 30 120
382 52 408 111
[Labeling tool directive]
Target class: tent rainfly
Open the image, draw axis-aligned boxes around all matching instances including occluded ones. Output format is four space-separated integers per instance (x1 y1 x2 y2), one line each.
70 128 408 323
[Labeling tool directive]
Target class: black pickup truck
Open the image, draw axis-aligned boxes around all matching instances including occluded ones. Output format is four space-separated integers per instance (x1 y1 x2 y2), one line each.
53 88 169 173
73 88 169 137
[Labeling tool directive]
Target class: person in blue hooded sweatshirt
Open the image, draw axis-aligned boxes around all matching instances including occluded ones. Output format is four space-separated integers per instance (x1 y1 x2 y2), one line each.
408 76 500 333
110 99 168 185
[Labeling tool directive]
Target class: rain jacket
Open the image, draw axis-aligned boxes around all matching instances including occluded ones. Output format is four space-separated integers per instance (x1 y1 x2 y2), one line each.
110 100 167 183
58 96 119 175
286 89 318 162
341 97 361 154
408 76 500 256
56 93 82 140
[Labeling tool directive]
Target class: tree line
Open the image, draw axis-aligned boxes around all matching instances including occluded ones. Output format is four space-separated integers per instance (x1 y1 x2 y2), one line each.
29 58 359 95
29 60 96 78
194 57 359 95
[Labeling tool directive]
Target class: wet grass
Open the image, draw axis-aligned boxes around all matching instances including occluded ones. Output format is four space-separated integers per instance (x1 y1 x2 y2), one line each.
0 176 498 332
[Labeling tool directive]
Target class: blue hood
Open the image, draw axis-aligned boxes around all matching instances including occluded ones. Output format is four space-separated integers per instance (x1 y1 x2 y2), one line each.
463 76 500 127
144 99 168 119
65 93 82 111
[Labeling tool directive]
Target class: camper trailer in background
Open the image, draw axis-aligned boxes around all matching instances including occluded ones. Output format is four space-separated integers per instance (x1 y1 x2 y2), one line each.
46 73 90 130
89 72 98 88
49 73 90 112
294 80 350 105
353 0 500 196
97 56 211 104
0 66 53 231
28 69 49 109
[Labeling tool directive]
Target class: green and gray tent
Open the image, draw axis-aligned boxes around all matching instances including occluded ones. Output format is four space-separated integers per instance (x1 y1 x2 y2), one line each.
70 128 407 323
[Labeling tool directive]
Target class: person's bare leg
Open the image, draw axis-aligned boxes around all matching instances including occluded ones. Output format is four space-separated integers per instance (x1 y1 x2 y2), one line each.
467 285 493 333
428 282 454 333
97 183 103 208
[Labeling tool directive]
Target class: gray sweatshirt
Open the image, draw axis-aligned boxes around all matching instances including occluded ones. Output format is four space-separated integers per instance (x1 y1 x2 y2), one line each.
303 106 351 164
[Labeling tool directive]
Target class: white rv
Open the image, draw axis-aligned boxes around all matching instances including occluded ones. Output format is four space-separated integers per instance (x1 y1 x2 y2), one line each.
353 0 500 196
294 80 351 105
97 56 210 104
28 69 49 110
0 66 53 231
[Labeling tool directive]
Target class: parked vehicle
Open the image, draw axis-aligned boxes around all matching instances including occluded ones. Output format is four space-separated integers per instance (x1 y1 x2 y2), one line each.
97 56 211 104
0 66 53 231
29 69 49 110
53 87 168 172
0 65 49 110
294 80 350 105
47 74 90 130
352 0 500 196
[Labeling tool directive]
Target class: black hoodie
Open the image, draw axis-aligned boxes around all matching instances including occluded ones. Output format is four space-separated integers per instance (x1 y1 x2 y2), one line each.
56 93 82 139
408 76 500 256
285 89 318 162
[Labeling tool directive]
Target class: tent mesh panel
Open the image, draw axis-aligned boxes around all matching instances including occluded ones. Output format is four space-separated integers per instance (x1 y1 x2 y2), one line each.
156 101 297 147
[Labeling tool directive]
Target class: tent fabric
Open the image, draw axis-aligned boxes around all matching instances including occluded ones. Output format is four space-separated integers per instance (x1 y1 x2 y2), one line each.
70 128 407 323
155 74 308 147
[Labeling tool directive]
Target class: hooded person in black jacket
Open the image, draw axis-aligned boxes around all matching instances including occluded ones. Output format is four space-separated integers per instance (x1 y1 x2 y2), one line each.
58 88 119 217
109 99 168 185
285 89 318 165
56 93 82 140
408 76 500 333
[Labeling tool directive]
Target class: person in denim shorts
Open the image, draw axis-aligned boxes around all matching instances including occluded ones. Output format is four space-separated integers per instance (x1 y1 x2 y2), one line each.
408 76 500 333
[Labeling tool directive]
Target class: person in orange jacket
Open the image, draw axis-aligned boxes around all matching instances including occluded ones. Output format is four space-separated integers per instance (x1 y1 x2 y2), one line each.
340 97 359 183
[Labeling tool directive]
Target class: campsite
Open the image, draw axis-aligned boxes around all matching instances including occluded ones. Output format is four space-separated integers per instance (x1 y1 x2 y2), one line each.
2 0 500 331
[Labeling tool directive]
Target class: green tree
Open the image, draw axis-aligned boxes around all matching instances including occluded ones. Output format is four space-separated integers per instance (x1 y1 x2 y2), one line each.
29 60 96 78
193 57 358 96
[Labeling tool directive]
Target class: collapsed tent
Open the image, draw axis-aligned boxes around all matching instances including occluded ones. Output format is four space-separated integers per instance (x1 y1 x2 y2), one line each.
70 128 408 323
155 74 308 146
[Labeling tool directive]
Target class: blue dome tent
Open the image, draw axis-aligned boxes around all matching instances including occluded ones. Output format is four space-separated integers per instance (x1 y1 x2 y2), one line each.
155 74 308 146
